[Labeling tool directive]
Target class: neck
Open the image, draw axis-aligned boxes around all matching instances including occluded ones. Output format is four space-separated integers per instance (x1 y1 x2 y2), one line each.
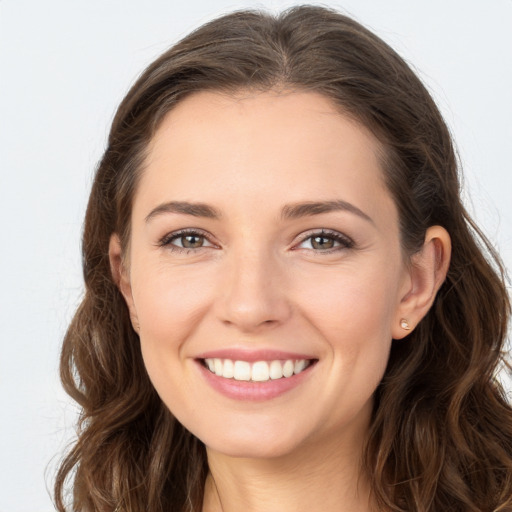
202 423 374 512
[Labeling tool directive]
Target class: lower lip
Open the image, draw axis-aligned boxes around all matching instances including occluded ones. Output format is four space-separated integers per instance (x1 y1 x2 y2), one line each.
196 360 315 401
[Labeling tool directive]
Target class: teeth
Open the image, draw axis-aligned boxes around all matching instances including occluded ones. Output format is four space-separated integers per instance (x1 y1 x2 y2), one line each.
294 360 307 374
204 358 311 382
223 359 234 379
251 361 269 382
233 360 251 381
269 360 283 380
283 360 294 378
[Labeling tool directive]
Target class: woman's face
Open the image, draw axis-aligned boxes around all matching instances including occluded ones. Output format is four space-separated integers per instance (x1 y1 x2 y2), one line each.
118 90 414 458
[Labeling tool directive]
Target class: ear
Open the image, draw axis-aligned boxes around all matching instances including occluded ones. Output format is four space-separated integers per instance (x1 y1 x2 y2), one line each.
392 226 451 339
109 234 140 334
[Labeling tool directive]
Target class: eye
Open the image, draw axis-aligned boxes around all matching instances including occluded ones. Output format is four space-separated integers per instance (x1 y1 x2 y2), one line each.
296 230 354 252
159 229 215 251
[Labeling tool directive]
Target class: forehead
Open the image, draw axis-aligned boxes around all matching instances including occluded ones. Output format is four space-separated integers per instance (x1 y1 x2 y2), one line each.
136 89 395 227
149 89 380 160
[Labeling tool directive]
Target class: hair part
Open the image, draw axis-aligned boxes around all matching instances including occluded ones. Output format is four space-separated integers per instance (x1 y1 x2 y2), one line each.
55 6 512 511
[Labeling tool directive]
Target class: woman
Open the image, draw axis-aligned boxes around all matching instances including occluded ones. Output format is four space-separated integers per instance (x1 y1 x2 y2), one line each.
54 6 512 511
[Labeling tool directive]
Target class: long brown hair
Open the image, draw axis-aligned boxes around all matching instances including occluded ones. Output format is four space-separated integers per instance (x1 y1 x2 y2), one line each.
54 6 512 511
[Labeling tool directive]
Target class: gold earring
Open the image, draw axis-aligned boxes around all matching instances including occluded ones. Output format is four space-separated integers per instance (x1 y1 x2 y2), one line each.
400 319 411 330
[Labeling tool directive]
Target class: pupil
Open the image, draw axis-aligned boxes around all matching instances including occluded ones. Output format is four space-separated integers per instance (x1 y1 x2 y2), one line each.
312 236 334 249
182 235 203 248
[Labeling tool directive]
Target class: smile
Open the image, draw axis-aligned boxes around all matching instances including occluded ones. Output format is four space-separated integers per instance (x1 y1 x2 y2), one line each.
203 358 313 382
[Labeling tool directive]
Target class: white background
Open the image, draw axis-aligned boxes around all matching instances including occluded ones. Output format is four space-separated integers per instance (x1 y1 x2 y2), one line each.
1 1 511 510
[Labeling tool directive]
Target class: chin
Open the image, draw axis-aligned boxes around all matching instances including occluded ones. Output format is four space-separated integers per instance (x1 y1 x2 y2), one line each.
204 434 303 460
192 416 309 460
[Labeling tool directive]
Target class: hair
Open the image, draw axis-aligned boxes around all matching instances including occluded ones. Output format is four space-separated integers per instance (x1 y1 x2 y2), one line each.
54 5 512 512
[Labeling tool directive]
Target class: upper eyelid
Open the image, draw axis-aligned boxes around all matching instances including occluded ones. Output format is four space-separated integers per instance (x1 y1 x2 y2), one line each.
294 229 354 244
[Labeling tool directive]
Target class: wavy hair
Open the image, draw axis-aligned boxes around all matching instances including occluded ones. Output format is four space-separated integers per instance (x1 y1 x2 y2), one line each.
54 6 512 511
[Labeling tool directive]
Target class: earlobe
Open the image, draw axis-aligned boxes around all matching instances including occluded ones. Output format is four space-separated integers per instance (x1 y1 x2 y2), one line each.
108 234 140 333
393 226 451 339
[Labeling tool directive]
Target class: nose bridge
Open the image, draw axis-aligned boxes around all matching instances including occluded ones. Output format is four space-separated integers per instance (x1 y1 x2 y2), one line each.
217 241 290 331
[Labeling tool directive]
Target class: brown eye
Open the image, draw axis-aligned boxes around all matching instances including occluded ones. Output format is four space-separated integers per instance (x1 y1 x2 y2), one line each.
297 230 354 252
180 234 205 248
310 235 335 250
160 230 214 251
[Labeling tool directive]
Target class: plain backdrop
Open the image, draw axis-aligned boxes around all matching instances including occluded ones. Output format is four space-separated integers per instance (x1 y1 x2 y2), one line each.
1 0 511 510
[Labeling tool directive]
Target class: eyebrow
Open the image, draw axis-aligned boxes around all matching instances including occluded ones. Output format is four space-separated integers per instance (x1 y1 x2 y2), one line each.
145 199 373 224
145 201 221 223
281 200 374 224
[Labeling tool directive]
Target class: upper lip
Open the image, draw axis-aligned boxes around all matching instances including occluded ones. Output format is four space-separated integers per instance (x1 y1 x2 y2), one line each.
195 348 317 362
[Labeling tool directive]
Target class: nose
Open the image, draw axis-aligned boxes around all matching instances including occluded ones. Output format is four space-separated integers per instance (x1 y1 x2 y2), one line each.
215 247 292 333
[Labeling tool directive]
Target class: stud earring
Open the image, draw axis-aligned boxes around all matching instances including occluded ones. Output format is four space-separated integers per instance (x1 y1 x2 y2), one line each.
400 318 411 330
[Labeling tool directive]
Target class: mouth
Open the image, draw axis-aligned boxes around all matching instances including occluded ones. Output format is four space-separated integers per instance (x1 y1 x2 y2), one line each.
201 357 317 382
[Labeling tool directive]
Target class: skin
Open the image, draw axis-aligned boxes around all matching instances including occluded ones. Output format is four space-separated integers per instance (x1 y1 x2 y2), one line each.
110 90 451 512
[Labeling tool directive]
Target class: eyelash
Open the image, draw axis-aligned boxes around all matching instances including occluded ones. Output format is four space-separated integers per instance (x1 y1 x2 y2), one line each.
158 228 355 254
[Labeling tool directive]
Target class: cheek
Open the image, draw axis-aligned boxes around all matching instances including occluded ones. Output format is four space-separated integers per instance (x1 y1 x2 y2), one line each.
295 265 399 404
297 264 399 343
133 261 214 342
131 263 216 399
